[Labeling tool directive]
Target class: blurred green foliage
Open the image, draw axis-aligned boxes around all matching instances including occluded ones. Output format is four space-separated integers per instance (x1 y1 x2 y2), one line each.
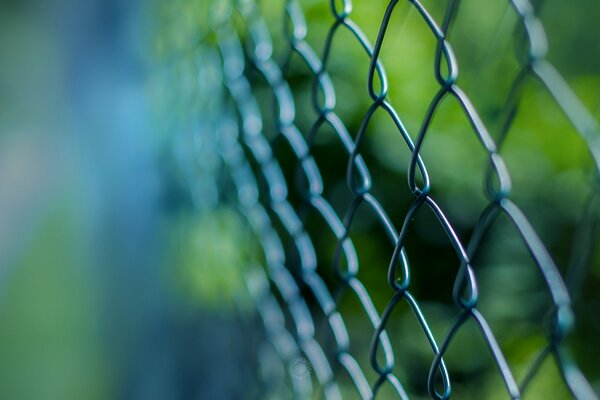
0 183 109 400
167 207 255 308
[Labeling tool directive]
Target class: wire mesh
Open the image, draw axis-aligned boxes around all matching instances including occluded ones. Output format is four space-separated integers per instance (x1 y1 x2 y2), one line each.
175 0 600 398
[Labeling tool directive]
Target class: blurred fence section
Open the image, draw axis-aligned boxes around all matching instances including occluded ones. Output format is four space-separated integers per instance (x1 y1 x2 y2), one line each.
153 0 600 398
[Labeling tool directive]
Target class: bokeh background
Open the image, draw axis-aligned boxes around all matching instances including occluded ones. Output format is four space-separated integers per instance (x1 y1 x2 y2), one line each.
0 0 599 399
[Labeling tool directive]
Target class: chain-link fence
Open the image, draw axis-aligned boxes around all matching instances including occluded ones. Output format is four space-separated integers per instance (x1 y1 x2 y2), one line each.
159 0 600 398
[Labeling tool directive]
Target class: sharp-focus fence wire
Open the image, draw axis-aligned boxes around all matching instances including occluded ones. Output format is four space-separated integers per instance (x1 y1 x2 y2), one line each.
173 0 600 398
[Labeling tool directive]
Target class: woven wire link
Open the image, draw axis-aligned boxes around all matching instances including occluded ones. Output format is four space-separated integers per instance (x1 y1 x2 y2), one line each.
180 0 600 398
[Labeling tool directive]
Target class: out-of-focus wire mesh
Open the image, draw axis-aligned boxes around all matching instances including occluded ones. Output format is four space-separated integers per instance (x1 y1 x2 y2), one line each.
156 0 600 398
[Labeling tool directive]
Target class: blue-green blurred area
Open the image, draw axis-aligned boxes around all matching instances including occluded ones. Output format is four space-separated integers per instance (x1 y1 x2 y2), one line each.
0 0 255 399
1 0 599 399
